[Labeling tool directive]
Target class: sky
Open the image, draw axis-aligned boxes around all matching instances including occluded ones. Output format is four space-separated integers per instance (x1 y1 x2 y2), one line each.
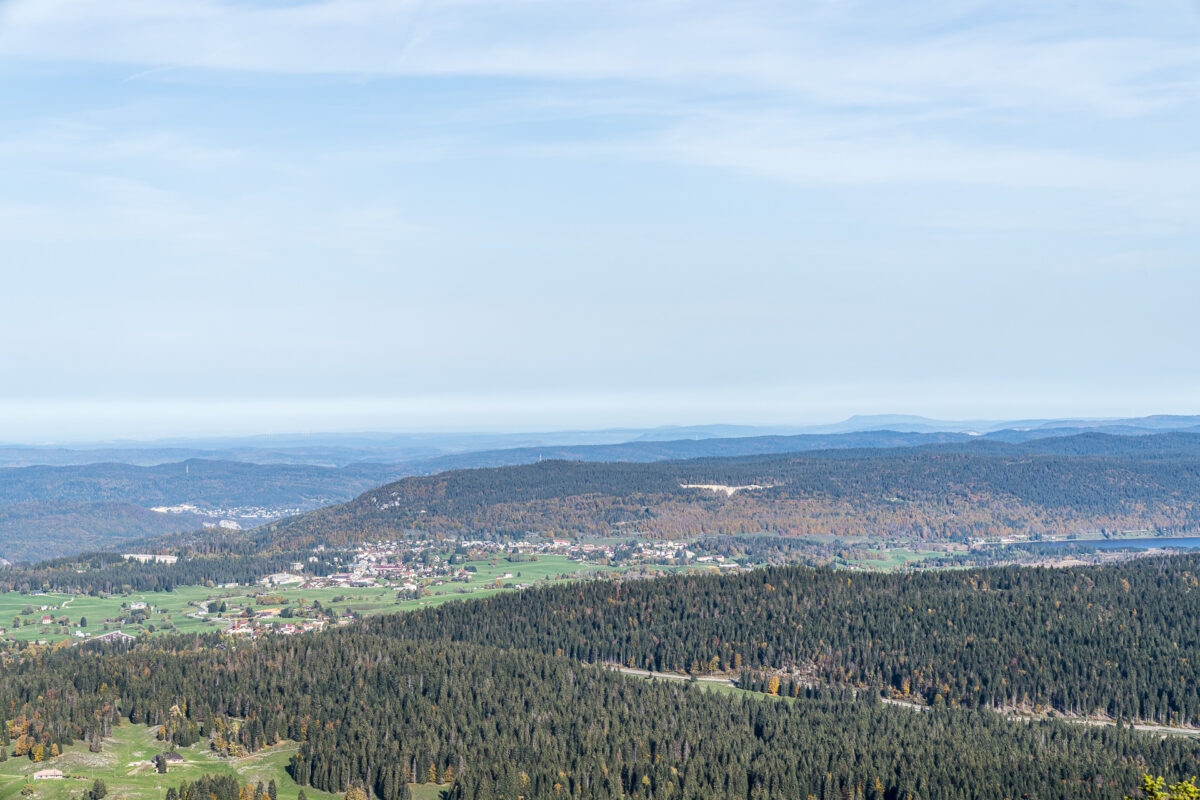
1 0 1199 441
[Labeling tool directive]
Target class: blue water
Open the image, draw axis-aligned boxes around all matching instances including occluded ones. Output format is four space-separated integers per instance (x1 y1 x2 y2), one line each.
1034 536 1200 551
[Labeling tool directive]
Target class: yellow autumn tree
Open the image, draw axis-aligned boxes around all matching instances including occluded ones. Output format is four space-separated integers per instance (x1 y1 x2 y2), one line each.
1128 774 1200 800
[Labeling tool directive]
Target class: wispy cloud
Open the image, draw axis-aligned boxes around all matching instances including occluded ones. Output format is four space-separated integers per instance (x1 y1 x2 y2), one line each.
1 0 1196 115
4 0 1197 201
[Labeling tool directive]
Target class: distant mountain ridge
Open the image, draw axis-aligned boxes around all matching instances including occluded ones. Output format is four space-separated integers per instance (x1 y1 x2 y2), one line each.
371 423 1200 474
5 413 1200 467
0 459 408 509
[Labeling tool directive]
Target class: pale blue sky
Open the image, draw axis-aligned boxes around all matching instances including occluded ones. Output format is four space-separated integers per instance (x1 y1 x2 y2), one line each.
1 1 1199 440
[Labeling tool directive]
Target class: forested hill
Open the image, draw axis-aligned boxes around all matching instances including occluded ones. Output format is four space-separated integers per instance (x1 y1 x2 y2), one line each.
0 502 205 563
0 459 409 563
377 554 1200 724
257 432 1200 547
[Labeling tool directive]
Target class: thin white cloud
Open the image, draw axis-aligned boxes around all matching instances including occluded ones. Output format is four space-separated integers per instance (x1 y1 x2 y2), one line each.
1 0 1196 116
655 111 1200 191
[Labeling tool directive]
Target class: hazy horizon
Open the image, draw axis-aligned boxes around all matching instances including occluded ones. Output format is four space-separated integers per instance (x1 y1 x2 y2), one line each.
3 404 1199 447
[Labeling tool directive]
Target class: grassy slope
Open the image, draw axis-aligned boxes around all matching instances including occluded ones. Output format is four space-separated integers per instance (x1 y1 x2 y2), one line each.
0 724 449 800
0 724 327 800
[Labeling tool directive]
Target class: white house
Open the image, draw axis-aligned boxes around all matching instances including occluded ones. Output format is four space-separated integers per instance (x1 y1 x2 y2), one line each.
261 573 305 586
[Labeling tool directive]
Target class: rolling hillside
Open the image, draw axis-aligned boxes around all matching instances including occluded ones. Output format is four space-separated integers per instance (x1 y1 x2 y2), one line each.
256 432 1200 548
0 460 409 562
0 502 203 562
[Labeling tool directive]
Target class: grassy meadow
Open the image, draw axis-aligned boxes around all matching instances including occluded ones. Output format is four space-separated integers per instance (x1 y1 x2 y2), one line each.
0 724 448 800
0 555 620 646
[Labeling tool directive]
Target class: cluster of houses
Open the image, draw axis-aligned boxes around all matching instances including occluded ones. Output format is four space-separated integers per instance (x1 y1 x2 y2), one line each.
340 536 736 580
0 593 154 646
30 753 184 782
466 536 739 568
178 593 333 639
224 618 329 638
151 502 308 521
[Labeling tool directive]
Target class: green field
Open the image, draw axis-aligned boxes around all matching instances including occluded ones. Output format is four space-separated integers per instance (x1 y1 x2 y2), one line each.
0 725 324 800
0 556 621 646
0 725 445 800
841 547 952 570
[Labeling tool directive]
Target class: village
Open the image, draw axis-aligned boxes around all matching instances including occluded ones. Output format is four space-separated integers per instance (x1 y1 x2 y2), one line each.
0 535 745 647
332 535 738 583
255 535 738 594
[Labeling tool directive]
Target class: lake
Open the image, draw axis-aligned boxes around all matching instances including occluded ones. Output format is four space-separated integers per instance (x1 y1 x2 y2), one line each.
1035 536 1200 551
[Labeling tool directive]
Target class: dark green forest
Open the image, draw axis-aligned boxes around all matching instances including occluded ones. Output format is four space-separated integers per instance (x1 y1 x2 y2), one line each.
2 626 1198 800
373 556 1200 723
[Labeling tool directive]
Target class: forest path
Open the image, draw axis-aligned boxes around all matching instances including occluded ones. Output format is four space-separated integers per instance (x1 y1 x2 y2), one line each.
609 664 1200 738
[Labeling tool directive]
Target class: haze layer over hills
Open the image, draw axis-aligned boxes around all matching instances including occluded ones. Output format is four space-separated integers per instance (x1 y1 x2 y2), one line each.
5 413 1200 563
